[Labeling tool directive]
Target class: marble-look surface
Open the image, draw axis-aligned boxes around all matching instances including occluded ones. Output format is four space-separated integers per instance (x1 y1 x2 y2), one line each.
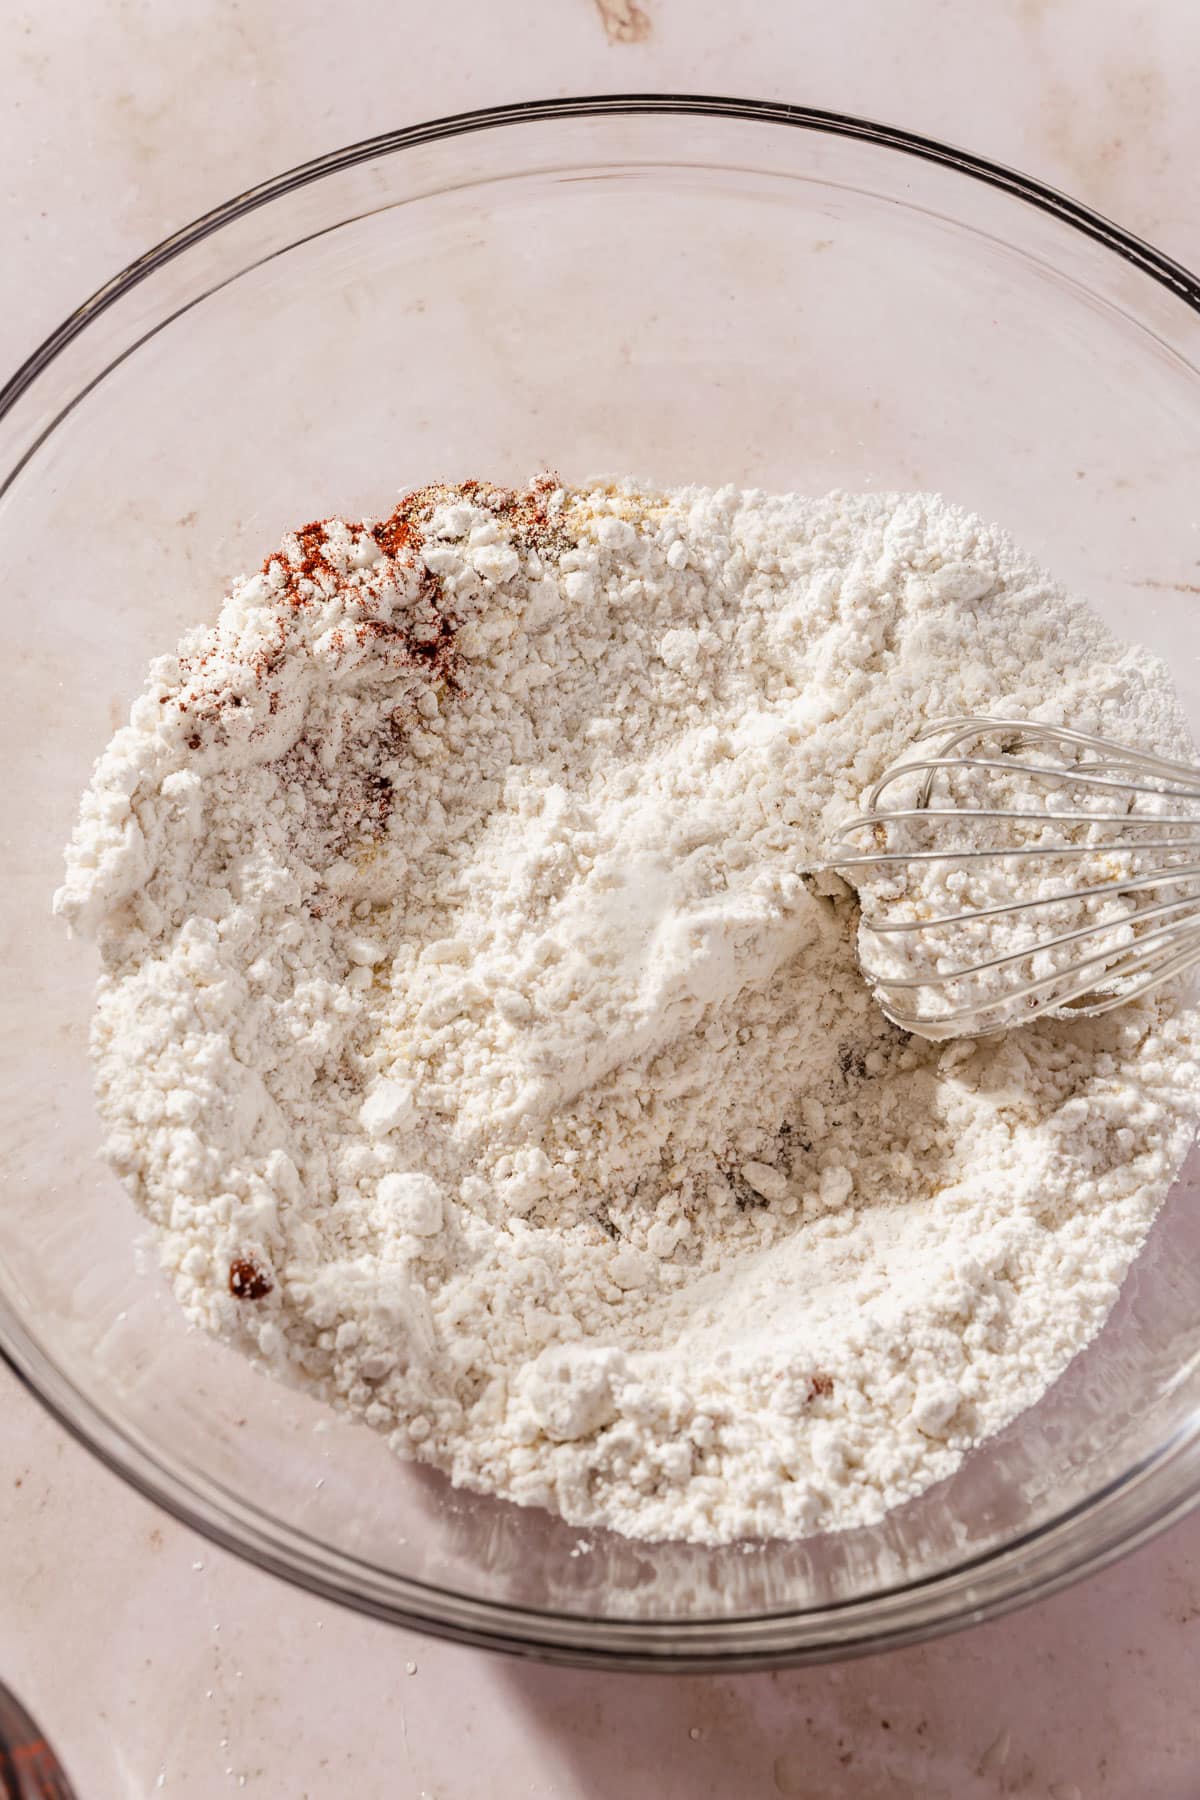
4 3 1200 1795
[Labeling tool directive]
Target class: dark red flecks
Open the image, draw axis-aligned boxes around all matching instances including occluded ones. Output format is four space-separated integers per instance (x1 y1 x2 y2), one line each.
229 1258 273 1301
264 518 359 603
370 513 415 559
171 475 571 850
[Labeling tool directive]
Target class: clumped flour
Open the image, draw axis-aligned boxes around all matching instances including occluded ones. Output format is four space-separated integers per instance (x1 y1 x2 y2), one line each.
56 477 1200 1545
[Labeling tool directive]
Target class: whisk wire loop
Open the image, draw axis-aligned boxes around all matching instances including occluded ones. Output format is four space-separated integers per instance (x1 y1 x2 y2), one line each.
823 718 1200 1038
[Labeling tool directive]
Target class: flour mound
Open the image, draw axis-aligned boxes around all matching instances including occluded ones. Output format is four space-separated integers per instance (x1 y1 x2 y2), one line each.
56 476 1200 1545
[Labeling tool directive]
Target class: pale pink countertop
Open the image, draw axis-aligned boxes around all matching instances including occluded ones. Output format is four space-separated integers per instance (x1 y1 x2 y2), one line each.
4 3 1200 1795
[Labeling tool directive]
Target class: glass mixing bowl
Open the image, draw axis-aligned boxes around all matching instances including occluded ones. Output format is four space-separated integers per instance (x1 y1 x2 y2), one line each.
3 96 1200 1671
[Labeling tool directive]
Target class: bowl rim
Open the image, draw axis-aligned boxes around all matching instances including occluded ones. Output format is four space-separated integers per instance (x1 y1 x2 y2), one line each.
4 92 1200 1669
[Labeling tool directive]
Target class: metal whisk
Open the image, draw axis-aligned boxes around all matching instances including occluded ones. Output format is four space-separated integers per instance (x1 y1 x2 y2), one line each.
823 717 1200 1040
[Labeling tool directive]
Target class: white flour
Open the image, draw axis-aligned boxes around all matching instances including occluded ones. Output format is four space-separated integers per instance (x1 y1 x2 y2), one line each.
55 477 1200 1544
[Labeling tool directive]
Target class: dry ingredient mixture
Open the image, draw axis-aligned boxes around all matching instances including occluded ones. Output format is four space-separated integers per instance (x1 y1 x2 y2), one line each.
55 476 1200 1545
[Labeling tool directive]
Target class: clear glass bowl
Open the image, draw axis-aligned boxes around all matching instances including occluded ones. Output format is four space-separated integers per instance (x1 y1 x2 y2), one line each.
3 96 1200 1671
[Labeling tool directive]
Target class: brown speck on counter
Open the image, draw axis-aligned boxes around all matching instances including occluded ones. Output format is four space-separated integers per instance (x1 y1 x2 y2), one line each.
593 0 652 42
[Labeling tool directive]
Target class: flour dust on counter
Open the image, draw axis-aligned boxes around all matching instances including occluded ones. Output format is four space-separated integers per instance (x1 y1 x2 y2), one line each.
55 474 1200 1545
